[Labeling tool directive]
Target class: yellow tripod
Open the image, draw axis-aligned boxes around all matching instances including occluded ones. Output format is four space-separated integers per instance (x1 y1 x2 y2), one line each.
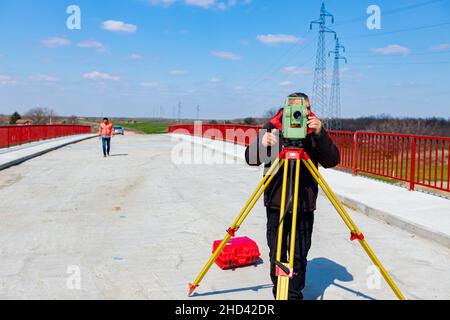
188 147 405 300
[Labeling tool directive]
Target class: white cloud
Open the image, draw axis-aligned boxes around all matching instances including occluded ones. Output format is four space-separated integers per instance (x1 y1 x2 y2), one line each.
371 44 410 56
141 82 162 89
282 66 311 76
148 0 250 10
129 53 143 60
0 75 17 85
78 40 107 53
210 50 243 60
102 20 137 33
170 70 188 75
279 81 294 87
431 43 450 51
233 85 243 91
148 0 177 6
41 37 71 48
29 74 59 82
83 71 120 81
186 0 215 8
257 34 304 46
210 77 221 83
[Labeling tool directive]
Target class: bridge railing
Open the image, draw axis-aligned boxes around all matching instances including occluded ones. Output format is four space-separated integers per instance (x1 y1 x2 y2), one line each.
0 125 93 149
168 124 450 193
337 131 450 192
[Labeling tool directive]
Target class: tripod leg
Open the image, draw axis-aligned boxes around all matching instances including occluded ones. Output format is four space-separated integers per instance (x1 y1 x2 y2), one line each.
188 158 284 296
289 159 301 271
275 159 290 300
276 159 301 300
302 158 406 300
275 160 289 300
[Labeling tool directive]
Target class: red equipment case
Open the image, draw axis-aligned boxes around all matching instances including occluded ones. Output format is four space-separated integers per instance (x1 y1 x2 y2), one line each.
213 236 261 270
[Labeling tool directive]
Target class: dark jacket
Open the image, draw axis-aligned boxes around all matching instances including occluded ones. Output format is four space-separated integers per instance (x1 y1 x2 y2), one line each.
245 121 340 212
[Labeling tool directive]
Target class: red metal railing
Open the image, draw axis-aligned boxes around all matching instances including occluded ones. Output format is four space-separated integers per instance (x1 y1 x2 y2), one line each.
169 124 259 146
0 125 92 149
169 124 450 193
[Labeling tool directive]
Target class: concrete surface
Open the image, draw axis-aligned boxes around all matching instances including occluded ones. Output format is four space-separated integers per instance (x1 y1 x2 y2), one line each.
177 134 450 248
319 169 450 248
0 134 449 300
0 134 98 171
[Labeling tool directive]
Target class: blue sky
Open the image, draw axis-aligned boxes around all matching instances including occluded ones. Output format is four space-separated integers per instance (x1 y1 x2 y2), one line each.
0 0 449 119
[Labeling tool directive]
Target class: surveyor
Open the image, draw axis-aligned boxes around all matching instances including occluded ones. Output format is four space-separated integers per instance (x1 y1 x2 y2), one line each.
98 118 114 157
245 92 340 300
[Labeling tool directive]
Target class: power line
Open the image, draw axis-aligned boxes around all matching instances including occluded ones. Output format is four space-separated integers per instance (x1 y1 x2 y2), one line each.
334 0 447 27
342 21 450 40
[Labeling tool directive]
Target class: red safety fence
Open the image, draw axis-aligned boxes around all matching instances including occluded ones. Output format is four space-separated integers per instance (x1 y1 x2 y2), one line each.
0 125 92 149
169 124 450 193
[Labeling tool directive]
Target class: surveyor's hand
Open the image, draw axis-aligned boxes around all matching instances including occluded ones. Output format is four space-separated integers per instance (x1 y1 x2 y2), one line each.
307 116 322 135
262 129 278 147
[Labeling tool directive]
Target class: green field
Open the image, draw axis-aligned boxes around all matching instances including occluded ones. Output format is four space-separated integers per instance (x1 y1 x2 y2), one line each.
115 122 172 134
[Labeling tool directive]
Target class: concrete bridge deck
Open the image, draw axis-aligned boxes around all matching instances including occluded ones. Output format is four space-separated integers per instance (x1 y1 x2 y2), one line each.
0 134 449 300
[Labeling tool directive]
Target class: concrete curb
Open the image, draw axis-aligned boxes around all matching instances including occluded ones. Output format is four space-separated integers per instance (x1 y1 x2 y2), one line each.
169 133 450 249
333 193 450 248
0 134 98 171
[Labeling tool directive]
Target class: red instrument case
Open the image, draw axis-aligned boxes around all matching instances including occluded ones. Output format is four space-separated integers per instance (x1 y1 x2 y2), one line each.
213 236 261 270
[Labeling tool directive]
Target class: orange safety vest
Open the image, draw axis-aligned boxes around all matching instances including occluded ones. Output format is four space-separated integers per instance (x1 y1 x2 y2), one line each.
99 122 114 136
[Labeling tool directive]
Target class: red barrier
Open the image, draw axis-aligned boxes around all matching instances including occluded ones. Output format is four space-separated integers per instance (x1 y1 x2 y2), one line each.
169 124 260 146
169 124 450 193
0 125 92 149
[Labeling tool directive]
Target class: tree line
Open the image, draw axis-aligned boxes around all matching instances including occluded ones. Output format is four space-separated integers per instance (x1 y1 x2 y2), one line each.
4 108 79 125
338 116 450 137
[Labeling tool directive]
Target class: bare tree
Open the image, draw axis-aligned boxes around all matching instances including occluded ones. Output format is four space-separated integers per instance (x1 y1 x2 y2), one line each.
68 115 78 124
24 107 57 125
263 107 280 120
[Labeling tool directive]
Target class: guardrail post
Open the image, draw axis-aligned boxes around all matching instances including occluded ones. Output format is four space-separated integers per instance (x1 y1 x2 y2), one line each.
410 138 416 191
352 132 359 176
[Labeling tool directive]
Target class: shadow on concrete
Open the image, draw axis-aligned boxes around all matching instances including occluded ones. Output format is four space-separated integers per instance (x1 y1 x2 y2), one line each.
191 257 376 300
304 257 376 300
191 284 273 298
109 154 129 157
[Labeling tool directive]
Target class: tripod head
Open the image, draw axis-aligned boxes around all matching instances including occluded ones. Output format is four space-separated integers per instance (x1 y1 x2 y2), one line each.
282 139 306 149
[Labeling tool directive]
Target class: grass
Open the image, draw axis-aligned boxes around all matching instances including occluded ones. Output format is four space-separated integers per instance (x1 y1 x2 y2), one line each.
356 157 449 183
115 122 172 134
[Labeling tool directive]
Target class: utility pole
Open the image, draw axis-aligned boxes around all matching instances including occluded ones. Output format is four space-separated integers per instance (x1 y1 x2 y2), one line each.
196 105 200 120
329 37 347 130
177 101 182 122
310 1 336 130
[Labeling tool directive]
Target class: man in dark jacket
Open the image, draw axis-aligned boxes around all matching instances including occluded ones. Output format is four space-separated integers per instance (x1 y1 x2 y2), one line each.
245 92 340 300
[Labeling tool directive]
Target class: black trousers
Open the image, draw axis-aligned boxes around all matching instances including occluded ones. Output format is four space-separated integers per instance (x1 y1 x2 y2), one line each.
266 207 314 300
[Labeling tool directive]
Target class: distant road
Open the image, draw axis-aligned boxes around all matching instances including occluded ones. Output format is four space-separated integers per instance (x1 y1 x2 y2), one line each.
0 134 448 299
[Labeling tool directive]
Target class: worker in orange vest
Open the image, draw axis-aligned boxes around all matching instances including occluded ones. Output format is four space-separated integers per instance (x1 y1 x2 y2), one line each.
99 118 114 157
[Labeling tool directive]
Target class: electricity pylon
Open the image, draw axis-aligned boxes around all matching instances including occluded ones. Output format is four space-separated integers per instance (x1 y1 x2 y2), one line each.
310 1 336 130
328 37 347 130
177 102 182 122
